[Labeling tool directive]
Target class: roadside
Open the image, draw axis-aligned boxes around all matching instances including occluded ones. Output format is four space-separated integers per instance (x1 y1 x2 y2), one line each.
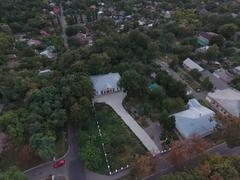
145 143 240 180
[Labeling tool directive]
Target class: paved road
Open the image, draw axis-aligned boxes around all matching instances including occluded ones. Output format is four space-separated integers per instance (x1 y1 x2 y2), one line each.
154 60 207 100
60 4 69 50
94 92 160 155
145 143 240 180
201 70 229 90
24 125 86 180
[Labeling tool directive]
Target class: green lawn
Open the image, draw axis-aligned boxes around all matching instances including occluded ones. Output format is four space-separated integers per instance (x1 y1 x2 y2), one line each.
95 103 146 172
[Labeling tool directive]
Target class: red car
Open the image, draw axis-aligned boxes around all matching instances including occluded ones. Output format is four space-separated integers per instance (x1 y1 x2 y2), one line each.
53 159 65 168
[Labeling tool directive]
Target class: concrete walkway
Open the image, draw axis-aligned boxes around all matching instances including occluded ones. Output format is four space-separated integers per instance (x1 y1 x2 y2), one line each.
94 92 160 156
144 119 163 151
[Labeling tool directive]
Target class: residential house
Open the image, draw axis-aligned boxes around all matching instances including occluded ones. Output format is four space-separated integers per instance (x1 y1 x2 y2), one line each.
53 6 61 14
183 58 204 72
233 66 240 75
197 32 217 46
206 88 240 117
173 99 217 139
148 83 159 92
27 39 42 46
40 30 49 36
91 73 121 96
75 33 91 45
195 46 209 53
40 45 56 59
39 69 53 75
163 10 171 19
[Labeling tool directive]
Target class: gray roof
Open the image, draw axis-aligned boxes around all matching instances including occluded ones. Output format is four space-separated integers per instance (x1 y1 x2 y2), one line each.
90 73 120 93
183 58 204 72
174 99 216 139
207 88 240 117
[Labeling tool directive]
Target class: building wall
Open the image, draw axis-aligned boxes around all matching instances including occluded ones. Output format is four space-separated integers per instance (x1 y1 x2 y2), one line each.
96 87 121 96
207 96 232 117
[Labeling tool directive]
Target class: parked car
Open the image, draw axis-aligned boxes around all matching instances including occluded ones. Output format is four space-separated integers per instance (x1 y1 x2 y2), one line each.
53 159 65 168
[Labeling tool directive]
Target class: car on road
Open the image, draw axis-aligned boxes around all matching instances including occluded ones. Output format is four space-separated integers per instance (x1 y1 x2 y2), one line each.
53 159 65 168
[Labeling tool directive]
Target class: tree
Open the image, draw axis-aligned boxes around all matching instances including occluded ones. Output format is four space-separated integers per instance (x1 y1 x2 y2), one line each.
201 77 213 91
169 135 209 166
209 35 224 49
0 32 13 53
215 115 240 148
129 153 156 179
190 69 201 81
190 134 210 157
29 133 56 160
198 155 240 179
149 86 165 109
0 72 29 102
0 109 26 145
168 140 191 166
88 53 111 74
219 23 238 40
205 44 220 61
119 70 148 97
160 110 176 131
0 166 26 180
70 97 93 126
161 155 240 180
166 97 185 113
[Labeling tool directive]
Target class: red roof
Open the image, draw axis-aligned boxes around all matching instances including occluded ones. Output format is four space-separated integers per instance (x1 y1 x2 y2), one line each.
199 32 217 40
53 6 61 14
40 30 49 36
75 33 89 45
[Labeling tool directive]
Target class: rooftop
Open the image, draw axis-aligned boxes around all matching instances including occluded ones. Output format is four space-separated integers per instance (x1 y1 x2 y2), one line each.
207 88 240 117
174 99 216 139
183 58 204 72
91 73 121 94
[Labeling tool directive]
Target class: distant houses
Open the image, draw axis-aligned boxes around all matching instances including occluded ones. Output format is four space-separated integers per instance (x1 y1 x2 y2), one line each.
27 39 42 46
91 73 121 96
39 69 52 75
206 88 240 118
197 32 217 46
233 66 240 75
40 46 57 59
173 99 217 139
148 83 159 92
183 58 204 72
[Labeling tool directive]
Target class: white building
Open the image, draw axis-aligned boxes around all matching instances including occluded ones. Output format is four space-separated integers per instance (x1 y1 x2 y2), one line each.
91 73 121 96
206 88 240 117
183 58 204 72
195 46 209 53
173 99 216 139
234 66 240 75
39 69 52 75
